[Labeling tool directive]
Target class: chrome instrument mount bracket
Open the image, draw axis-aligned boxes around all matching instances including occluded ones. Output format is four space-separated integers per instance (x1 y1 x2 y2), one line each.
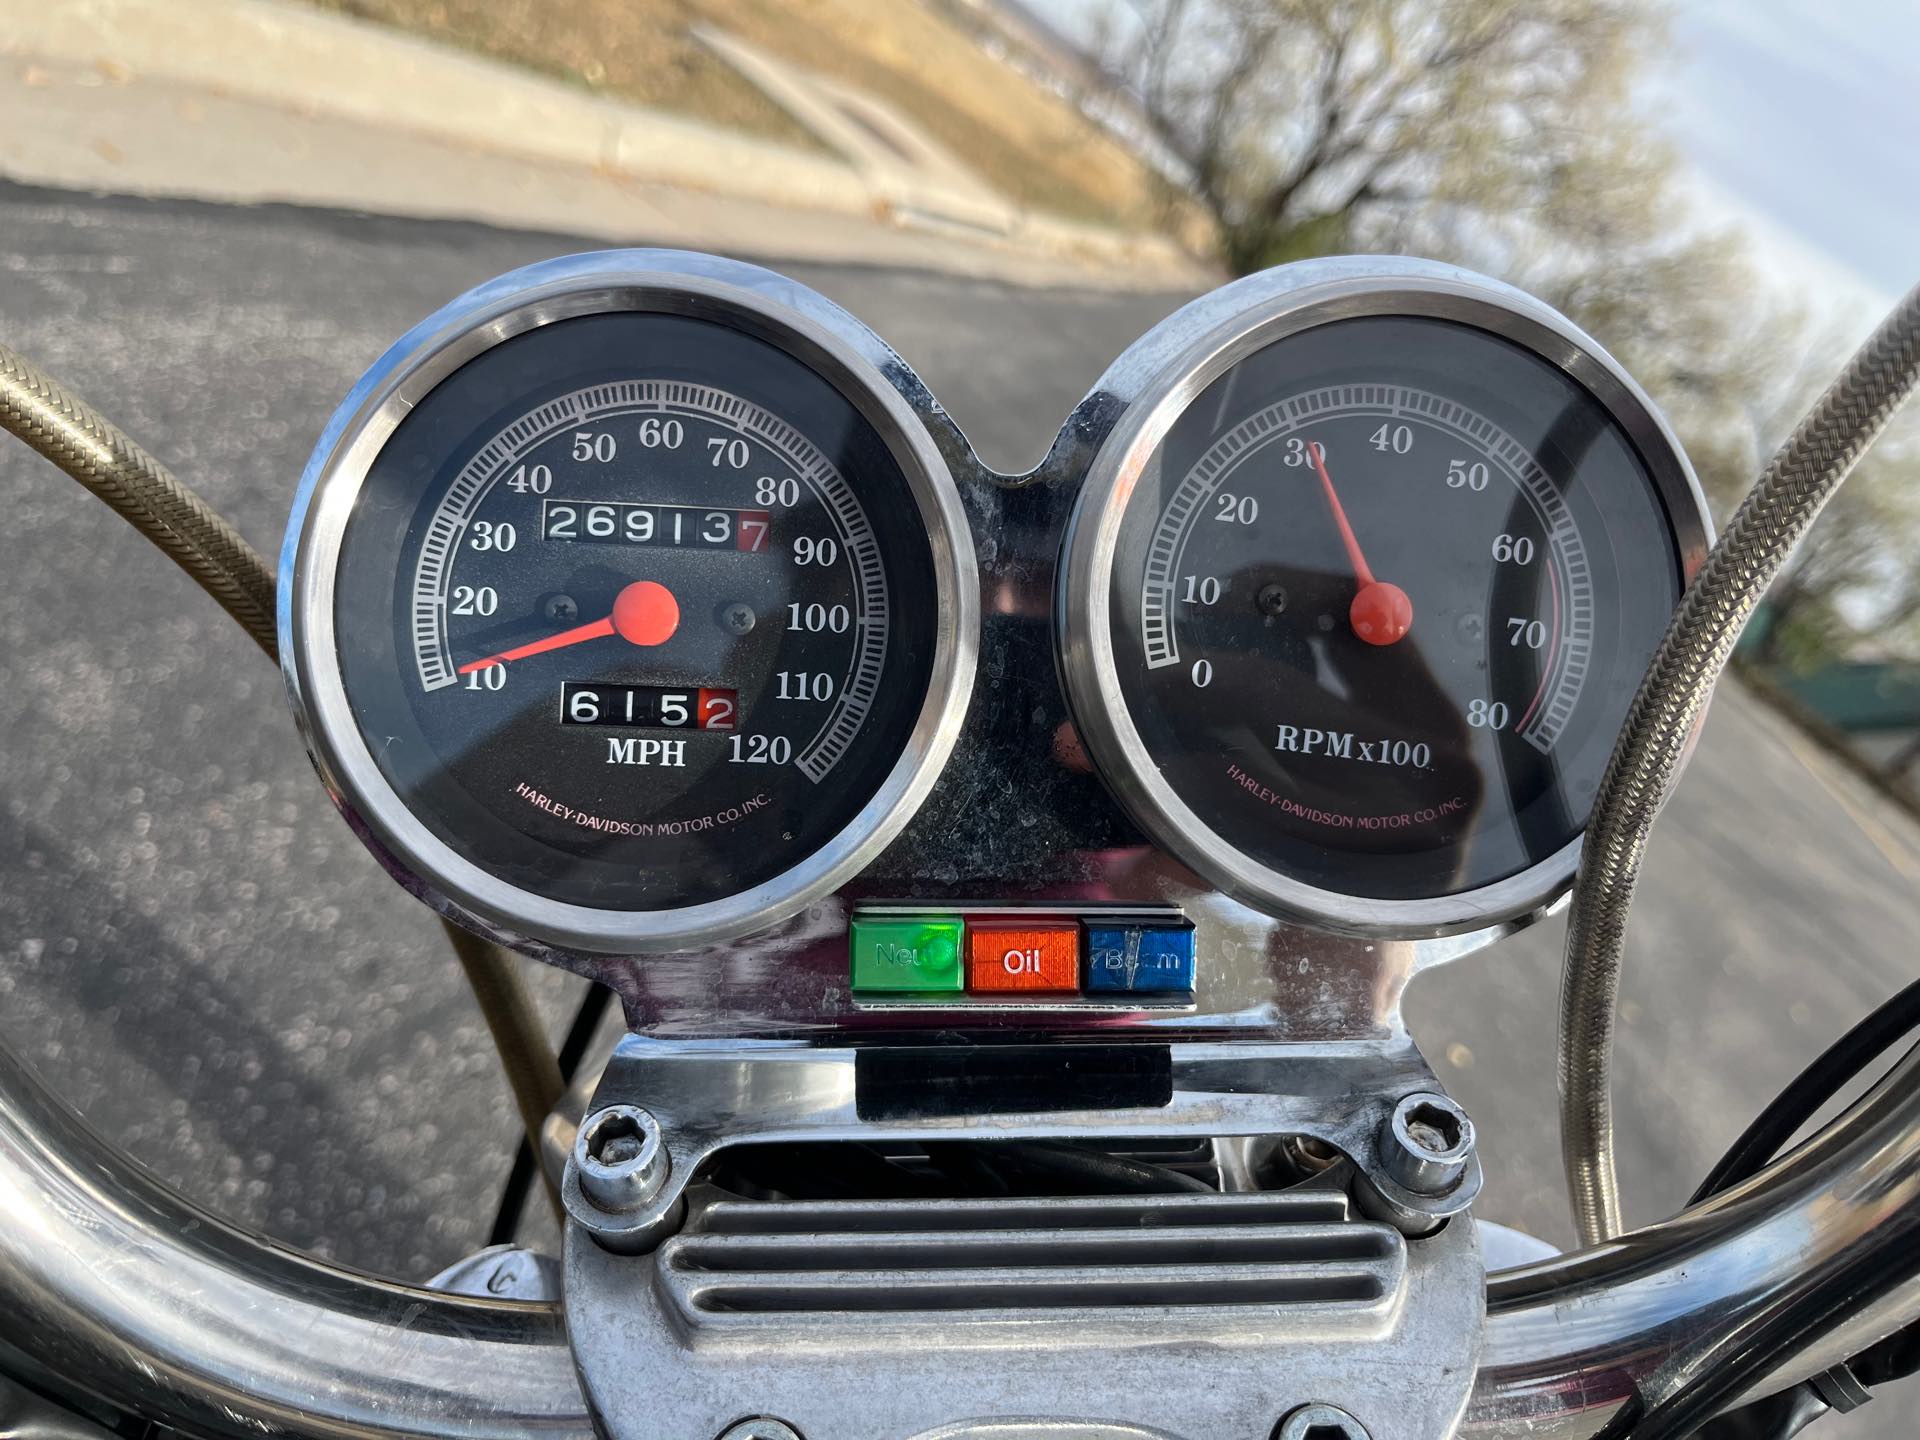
561 1034 1486 1440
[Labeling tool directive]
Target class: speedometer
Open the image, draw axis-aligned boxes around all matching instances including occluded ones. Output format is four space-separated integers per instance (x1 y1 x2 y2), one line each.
284 253 976 954
1058 262 1711 936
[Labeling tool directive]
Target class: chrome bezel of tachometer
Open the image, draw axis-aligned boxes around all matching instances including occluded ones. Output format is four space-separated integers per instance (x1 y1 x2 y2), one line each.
281 250 978 956
1056 258 1713 939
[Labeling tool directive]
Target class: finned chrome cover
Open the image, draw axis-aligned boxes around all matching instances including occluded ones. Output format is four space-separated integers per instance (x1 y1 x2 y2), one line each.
1054 258 1714 939
280 250 979 956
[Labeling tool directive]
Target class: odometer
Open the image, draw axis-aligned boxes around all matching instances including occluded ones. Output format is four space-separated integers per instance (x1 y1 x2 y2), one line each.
285 256 976 954
1059 267 1711 936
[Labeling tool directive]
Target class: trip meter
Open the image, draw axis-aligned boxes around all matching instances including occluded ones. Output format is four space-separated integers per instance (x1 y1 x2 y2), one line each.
284 253 976 954
1058 262 1712 937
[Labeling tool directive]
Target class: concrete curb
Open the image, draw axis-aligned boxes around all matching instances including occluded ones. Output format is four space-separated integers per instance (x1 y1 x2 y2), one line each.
2 0 872 216
1 0 1209 286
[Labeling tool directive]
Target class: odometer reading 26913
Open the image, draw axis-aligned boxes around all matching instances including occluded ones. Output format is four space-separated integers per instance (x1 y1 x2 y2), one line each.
1060 283 1710 935
289 264 974 954
411 380 888 787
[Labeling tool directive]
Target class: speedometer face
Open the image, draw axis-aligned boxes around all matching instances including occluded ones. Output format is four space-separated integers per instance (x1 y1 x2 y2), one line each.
1061 290 1709 934
291 268 974 953
403 374 895 793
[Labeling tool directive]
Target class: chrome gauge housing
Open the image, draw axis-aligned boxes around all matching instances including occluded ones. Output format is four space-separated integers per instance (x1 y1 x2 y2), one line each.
281 249 1709 1006
1055 260 1713 938
281 252 978 955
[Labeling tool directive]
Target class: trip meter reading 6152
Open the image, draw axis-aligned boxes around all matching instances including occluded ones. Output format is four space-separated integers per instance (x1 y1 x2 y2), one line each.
284 256 976 955
1058 266 1712 937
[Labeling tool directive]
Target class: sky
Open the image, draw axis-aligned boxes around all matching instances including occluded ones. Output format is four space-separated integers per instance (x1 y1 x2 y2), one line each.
1030 0 1918 325
1668 0 1917 316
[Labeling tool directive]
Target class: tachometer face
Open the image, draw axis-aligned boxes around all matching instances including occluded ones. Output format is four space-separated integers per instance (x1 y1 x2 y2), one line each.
1061 286 1710 935
289 267 975 953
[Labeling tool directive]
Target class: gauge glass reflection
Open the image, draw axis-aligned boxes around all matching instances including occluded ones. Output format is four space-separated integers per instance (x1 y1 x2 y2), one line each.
1100 314 1687 904
333 311 941 912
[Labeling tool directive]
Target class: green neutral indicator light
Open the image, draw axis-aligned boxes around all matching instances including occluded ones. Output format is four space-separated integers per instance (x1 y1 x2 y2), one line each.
850 916 964 993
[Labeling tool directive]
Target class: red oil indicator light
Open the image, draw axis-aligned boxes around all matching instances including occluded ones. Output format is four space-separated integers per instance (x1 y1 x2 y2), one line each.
966 919 1079 994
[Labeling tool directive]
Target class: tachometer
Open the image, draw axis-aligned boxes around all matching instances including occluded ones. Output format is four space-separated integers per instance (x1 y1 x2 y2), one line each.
284 253 976 954
1057 262 1711 936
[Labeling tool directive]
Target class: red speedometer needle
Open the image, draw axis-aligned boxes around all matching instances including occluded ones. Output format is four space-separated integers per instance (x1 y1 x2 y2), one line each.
1304 440 1412 647
457 580 679 673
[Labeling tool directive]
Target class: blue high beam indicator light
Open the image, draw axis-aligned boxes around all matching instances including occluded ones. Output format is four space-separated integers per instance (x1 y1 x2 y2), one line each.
1081 921 1196 996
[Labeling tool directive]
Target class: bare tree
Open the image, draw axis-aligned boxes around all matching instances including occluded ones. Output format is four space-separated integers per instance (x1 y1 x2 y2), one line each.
1115 0 1654 271
1106 0 1920 670
1108 2 1784 500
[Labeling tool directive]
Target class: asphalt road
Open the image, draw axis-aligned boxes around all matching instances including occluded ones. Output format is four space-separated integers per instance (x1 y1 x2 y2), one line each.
3 184 1919 1429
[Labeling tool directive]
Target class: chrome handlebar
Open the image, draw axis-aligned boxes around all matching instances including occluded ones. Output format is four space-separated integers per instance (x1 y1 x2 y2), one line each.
1471 1041 1920 1433
0 1038 588 1439
4 1021 1920 1439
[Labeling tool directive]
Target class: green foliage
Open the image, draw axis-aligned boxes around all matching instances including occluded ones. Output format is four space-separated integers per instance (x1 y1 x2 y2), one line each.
1754 429 1920 665
1232 211 1353 272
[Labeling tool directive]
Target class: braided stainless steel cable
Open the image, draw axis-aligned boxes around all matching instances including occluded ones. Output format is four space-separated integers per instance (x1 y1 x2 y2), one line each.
1560 283 1920 1245
1 338 567 1200
0 341 279 658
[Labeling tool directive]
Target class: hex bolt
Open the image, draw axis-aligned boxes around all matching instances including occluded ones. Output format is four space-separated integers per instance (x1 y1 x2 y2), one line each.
1381 1091 1474 1195
573 1103 668 1213
716 1421 803 1440
1273 1401 1371 1440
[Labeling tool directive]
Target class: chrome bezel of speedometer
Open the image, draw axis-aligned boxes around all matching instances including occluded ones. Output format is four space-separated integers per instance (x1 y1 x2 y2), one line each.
1057 259 1713 939
282 251 977 956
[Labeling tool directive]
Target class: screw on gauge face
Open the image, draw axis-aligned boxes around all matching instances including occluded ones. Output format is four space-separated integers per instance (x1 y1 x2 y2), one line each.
721 601 757 635
1273 1401 1370 1440
1381 1092 1474 1195
1257 583 1288 617
543 594 578 624
574 1103 668 1213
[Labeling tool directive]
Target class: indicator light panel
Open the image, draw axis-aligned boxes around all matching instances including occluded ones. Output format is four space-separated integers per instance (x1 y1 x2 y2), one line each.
849 905 1194 1009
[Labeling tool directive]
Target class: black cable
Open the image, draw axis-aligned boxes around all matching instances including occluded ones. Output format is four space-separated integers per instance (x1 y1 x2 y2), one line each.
1596 1214 1920 1440
1635 979 1920 1439
553 982 617 1080
966 1140 1214 1195
488 981 614 1246
1687 1385 1829 1440
921 1143 1014 1197
1851 1322 1920 1387
713 1143 947 1201
1690 977 1920 1205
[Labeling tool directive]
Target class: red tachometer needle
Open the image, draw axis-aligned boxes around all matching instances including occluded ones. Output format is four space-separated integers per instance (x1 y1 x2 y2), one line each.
1304 440 1412 647
1350 580 1413 647
457 579 679 673
1306 440 1376 586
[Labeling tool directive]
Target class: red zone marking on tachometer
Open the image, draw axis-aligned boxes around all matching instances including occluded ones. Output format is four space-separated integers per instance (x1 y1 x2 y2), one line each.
1513 556 1563 735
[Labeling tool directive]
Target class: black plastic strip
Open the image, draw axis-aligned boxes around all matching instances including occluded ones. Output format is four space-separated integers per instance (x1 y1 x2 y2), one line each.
855 1044 1174 1120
